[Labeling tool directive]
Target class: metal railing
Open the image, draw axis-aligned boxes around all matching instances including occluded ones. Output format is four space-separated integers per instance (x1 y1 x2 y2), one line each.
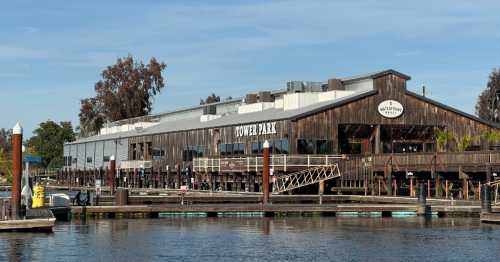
193 155 346 173
488 180 500 205
273 164 341 193
119 160 153 170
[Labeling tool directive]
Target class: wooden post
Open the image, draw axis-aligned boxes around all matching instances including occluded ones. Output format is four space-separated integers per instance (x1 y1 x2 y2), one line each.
465 179 469 200
385 165 392 196
435 174 441 198
410 178 414 197
109 155 116 194
427 179 431 198
374 125 381 154
378 177 381 196
262 140 270 205
445 180 449 199
319 180 325 205
11 123 22 219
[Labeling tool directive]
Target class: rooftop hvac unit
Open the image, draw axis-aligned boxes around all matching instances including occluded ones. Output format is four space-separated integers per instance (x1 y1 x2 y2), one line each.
287 81 304 93
203 105 217 115
245 93 258 104
303 81 324 92
258 91 273 102
327 78 345 91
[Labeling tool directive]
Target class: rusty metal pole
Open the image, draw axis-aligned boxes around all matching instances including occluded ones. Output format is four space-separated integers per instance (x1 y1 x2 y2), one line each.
262 140 270 205
11 123 22 219
109 155 116 195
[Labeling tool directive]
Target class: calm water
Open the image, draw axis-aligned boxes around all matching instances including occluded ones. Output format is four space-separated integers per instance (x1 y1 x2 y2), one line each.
0 216 499 262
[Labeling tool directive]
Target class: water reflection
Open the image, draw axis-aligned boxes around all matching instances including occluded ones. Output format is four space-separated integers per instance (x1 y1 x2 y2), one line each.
0 217 499 261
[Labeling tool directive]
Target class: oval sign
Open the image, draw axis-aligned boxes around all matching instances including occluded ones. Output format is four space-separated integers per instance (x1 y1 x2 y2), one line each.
378 100 404 118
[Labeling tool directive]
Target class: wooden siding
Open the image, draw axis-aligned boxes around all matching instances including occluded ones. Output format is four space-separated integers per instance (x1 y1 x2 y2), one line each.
291 74 496 153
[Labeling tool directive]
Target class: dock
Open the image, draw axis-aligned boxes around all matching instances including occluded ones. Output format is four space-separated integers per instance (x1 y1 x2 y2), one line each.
0 208 56 232
70 202 497 218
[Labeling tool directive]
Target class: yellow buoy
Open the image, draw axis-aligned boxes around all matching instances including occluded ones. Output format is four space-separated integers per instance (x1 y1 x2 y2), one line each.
32 184 45 208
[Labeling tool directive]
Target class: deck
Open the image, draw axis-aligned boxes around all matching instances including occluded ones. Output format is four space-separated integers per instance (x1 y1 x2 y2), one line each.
193 151 500 174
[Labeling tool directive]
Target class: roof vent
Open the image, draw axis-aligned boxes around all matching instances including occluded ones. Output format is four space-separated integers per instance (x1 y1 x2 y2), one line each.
258 91 273 102
327 79 344 91
245 93 258 104
287 81 304 93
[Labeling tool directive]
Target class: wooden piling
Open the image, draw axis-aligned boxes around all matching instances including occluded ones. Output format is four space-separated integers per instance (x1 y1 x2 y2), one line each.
11 123 22 219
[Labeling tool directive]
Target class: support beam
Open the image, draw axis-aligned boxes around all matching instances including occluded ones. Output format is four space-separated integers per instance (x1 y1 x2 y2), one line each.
374 125 381 154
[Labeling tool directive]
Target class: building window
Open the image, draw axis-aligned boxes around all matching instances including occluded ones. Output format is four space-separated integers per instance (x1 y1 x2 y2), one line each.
234 143 245 155
64 156 72 166
219 143 244 156
225 144 233 155
273 139 289 154
281 140 289 154
103 156 111 162
297 139 315 154
251 141 262 154
316 140 333 154
152 148 166 160
219 144 227 156
147 142 153 159
183 145 205 160
132 144 137 160
86 157 93 163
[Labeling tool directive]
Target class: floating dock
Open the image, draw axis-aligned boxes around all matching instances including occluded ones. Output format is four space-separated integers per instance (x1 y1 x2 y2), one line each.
0 208 55 232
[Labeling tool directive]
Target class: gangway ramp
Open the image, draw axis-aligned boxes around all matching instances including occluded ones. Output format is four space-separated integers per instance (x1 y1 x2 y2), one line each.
273 164 341 194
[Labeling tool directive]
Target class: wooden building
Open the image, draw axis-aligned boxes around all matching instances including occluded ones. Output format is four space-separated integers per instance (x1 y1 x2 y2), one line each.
61 69 500 199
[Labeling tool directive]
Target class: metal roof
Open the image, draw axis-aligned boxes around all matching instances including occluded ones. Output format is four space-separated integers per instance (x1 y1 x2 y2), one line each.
68 90 376 144
340 69 411 83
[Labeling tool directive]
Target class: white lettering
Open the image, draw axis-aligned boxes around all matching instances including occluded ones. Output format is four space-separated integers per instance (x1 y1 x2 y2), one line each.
233 122 278 137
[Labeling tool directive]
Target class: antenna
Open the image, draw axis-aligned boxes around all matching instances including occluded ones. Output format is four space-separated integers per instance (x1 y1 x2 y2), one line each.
422 85 426 97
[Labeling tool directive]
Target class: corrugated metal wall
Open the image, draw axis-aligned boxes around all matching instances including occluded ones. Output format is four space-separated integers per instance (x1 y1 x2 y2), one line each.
103 140 116 164
77 143 86 170
94 141 104 169
70 144 77 169
116 138 128 166
85 142 95 169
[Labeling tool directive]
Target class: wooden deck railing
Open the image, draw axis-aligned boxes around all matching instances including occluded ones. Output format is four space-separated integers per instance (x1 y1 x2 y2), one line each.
194 151 500 174
193 155 346 173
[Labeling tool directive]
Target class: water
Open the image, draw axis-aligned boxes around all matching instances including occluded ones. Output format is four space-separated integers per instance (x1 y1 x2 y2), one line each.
0 217 499 262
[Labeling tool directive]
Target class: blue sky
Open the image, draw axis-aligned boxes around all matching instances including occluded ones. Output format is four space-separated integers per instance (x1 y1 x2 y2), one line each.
1 0 500 136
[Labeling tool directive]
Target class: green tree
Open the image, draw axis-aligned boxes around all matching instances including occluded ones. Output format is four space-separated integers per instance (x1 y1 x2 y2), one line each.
0 148 12 184
476 68 500 122
79 56 167 137
27 121 75 168
456 135 476 152
435 128 454 152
